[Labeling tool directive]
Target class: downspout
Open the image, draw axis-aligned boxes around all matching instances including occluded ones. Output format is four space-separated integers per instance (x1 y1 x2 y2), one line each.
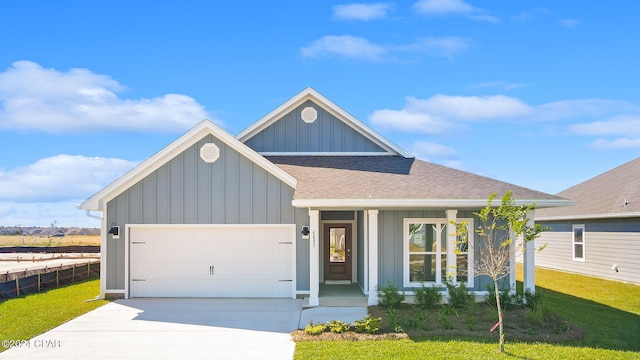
84 210 106 300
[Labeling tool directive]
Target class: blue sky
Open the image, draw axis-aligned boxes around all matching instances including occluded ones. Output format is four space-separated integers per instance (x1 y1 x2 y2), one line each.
1 1 639 227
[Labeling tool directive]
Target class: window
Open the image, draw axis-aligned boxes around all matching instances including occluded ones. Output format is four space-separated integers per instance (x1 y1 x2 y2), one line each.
572 225 585 261
404 218 473 287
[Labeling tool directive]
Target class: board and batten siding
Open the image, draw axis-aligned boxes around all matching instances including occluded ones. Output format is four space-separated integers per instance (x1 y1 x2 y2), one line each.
534 219 640 284
243 100 387 154
104 134 310 291
377 210 493 292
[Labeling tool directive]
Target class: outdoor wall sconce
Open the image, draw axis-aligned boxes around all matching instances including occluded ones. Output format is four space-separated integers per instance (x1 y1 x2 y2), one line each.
301 226 310 240
108 225 120 240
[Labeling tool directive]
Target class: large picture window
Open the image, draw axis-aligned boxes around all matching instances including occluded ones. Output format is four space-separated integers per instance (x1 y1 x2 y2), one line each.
404 218 473 287
572 224 585 261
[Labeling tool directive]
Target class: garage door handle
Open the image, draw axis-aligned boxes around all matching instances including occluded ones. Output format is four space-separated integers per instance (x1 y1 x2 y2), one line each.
210 266 215 276
279 280 293 282
279 242 293 244
132 279 146 282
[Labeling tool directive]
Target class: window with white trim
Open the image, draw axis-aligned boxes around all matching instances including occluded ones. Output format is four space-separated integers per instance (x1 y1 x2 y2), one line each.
572 225 585 261
404 218 473 287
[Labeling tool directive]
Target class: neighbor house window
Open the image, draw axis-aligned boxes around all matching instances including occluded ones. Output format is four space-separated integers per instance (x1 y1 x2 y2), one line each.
572 225 585 261
404 218 473 287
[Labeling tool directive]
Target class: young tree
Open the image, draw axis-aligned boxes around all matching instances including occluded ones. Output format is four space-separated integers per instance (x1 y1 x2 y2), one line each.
454 191 547 353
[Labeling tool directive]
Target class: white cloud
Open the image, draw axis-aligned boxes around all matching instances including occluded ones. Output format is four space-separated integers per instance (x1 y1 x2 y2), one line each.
370 108 454 134
300 36 386 61
559 18 580 28
410 141 456 158
536 99 638 121
301 36 470 61
0 61 213 133
0 154 138 202
0 199 101 228
413 0 498 22
570 115 640 136
370 94 532 134
470 81 527 90
333 3 393 21
398 36 472 58
590 138 640 149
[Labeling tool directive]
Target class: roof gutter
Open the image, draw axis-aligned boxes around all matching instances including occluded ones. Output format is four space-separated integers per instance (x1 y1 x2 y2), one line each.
536 211 640 221
292 198 575 209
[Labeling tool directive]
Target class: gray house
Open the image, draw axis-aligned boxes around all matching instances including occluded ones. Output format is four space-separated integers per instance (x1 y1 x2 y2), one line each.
79 88 570 305
535 157 640 284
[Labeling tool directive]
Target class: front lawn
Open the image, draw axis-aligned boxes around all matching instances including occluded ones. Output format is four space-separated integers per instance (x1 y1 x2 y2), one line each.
0 279 107 352
294 267 640 359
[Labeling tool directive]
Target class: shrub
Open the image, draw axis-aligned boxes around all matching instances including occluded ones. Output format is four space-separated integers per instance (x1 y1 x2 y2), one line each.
413 284 442 309
523 289 544 310
352 315 383 334
438 312 453 330
445 281 473 308
377 281 405 311
465 315 476 331
326 320 350 333
304 321 327 335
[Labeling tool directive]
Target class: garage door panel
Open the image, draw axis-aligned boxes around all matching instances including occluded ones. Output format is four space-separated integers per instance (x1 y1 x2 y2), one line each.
129 226 294 298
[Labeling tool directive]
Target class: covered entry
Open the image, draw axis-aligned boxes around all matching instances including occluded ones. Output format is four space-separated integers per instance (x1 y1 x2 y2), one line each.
127 225 296 298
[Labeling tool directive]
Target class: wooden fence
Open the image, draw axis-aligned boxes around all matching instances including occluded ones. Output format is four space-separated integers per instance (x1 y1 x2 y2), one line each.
0 261 100 300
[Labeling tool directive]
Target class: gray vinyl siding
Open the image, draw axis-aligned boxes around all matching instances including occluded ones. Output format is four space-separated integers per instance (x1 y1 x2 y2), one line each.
104 134 306 291
243 100 387 154
535 218 640 284
377 210 494 292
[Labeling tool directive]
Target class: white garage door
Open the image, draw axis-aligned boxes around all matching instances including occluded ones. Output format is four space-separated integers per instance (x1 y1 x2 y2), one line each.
128 225 295 298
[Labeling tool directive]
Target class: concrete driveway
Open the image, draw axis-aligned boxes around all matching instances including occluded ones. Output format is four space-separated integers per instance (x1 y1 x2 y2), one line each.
2 298 305 359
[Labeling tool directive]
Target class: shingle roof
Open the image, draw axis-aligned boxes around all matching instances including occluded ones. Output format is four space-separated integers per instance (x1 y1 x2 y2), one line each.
267 156 565 205
536 157 640 218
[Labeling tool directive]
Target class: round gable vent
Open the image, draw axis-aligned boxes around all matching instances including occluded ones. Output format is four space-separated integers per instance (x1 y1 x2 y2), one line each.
200 143 220 163
301 106 318 123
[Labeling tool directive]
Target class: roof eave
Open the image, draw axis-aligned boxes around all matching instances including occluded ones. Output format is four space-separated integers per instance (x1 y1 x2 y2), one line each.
292 198 575 209
536 211 640 221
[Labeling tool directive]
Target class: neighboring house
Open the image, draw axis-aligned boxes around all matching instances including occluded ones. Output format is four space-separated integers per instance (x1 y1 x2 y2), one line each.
535 157 640 284
79 88 570 305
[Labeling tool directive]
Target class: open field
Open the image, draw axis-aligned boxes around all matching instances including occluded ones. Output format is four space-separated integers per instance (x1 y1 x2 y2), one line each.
0 235 100 247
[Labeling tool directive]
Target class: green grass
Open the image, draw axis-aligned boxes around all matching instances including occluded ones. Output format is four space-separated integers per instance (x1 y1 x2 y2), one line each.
517 266 640 351
0 279 107 352
294 267 640 359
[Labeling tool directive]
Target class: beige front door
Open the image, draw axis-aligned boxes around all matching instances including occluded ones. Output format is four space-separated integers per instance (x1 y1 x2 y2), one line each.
323 223 352 281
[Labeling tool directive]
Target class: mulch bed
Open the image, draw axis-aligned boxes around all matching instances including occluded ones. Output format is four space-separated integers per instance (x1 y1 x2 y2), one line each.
292 304 585 343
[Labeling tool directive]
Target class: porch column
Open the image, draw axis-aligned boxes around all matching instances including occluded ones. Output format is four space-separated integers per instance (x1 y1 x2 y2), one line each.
445 210 457 283
367 210 379 305
309 209 320 306
509 229 516 292
523 210 536 294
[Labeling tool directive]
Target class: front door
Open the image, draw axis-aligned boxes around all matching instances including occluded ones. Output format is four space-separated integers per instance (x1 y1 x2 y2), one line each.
323 223 352 281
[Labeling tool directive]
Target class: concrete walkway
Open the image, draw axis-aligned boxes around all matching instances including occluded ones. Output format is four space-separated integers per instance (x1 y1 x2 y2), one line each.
2 298 367 360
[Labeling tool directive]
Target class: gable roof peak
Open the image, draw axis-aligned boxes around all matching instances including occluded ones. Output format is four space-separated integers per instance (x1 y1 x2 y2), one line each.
237 88 413 158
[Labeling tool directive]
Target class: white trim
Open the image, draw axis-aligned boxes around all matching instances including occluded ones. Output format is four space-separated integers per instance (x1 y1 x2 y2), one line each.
125 223 297 299
236 87 413 158
309 210 320 306
403 217 475 288
523 211 536 294
292 198 574 209
367 210 379 305
537 211 640 221
319 215 358 283
99 210 107 297
79 120 297 211
259 152 394 156
363 212 369 294
572 224 586 262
